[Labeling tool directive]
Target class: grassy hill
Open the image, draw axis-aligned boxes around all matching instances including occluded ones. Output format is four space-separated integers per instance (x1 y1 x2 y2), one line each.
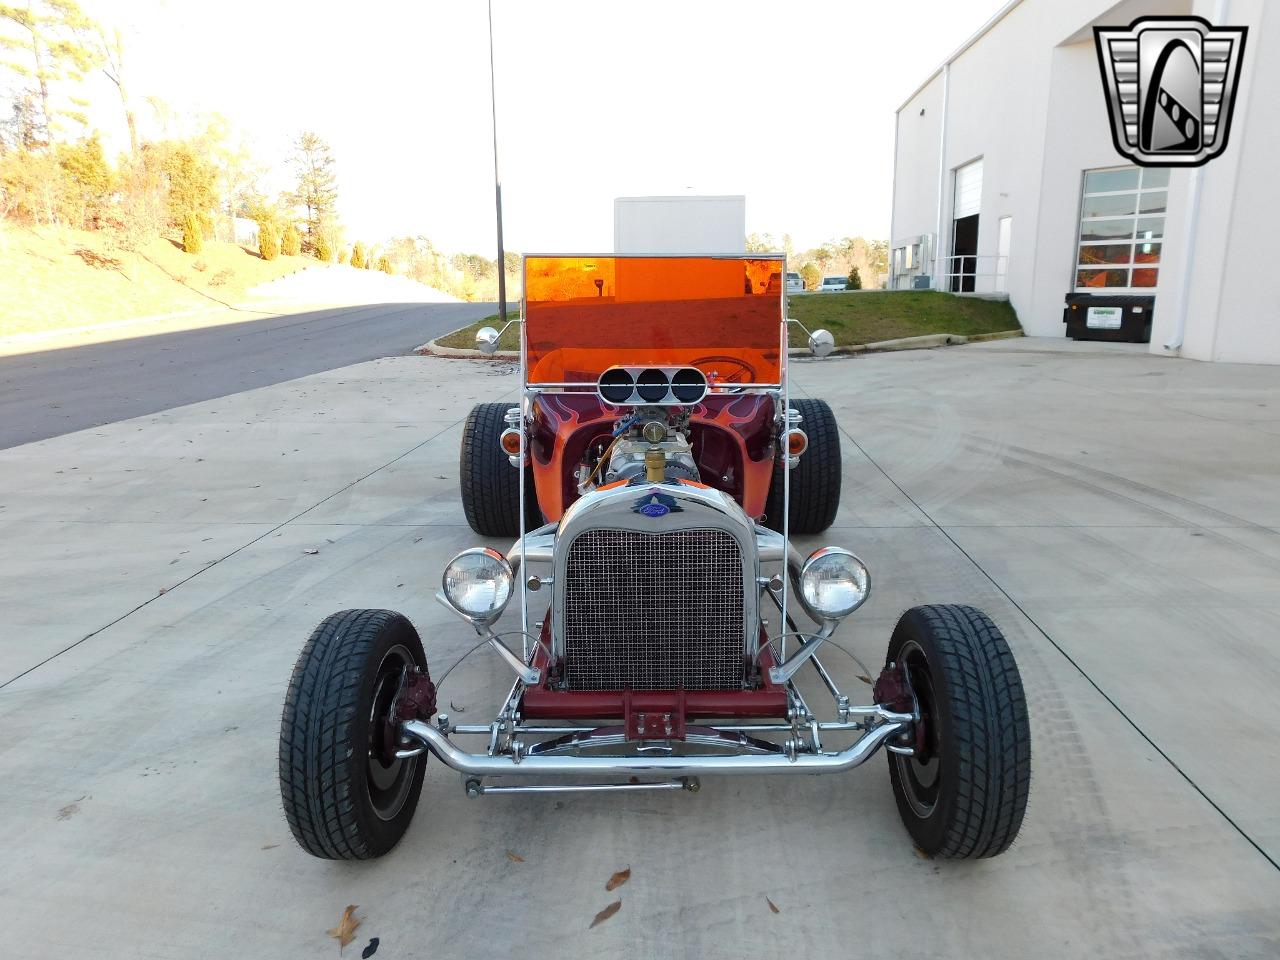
0 224 313 338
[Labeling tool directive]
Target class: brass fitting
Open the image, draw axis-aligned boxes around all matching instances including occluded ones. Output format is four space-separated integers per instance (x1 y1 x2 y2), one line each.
645 447 666 482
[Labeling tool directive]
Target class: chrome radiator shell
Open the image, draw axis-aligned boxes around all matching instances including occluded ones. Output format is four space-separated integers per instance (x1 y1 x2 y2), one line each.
551 481 760 690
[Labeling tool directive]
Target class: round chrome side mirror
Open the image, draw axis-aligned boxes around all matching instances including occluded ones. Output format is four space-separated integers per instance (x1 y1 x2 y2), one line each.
475 326 500 355
808 328 835 358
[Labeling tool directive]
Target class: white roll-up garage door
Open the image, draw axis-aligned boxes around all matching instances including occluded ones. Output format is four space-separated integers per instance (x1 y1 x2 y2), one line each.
953 159 983 218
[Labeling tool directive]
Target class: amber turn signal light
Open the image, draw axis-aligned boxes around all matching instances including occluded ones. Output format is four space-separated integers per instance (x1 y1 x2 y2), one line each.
786 429 808 457
500 429 523 456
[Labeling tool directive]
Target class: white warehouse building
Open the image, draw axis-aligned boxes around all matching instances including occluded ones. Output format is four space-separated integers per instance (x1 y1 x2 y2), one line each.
890 0 1279 364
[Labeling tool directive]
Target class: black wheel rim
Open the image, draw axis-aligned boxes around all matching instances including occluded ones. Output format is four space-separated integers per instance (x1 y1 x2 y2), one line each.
893 639 941 819
366 643 417 822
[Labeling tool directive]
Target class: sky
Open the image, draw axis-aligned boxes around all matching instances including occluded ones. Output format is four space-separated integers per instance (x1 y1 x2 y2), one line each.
77 0 1007 255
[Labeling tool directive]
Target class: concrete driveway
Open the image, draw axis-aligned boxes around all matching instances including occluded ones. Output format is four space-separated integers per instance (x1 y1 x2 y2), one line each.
1 339 1278 959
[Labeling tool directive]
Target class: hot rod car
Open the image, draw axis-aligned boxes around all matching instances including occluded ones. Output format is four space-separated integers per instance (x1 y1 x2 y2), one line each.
278 254 1031 861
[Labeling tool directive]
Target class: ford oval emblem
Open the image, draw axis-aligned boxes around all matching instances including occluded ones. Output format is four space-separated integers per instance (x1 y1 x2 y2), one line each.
633 491 681 518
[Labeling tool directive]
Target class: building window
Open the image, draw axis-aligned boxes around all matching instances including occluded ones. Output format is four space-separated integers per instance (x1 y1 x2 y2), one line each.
1074 165 1168 292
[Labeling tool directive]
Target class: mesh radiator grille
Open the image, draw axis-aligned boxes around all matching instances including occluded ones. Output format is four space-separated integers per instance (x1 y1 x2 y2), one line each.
562 528 746 691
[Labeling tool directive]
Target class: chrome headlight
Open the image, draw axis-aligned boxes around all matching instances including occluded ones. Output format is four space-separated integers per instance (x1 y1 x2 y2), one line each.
442 547 513 624
799 547 869 619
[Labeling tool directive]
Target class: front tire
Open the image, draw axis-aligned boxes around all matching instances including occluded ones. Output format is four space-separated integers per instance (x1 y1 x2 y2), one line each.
460 402 542 537
764 398 841 534
886 604 1031 859
279 609 429 860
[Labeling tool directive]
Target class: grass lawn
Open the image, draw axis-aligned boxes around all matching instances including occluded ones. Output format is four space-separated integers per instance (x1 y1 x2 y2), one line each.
0 223 313 338
436 313 522 351
435 291 1021 353
786 291 1020 348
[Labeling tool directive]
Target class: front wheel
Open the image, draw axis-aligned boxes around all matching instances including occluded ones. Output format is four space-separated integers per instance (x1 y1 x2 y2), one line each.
279 609 430 860
886 604 1031 859
460 402 542 537
763 398 841 534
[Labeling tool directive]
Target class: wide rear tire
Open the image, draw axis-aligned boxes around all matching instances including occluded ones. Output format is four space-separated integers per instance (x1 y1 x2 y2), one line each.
886 604 1031 859
279 609 429 860
764 398 841 534
460 402 542 537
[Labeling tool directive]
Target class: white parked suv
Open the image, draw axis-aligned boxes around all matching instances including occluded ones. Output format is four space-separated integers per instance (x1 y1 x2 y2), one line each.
820 276 847 293
786 272 803 293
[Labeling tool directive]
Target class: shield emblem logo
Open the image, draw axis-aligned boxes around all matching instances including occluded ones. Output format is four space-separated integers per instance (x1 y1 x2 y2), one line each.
632 490 682 518
1094 16 1247 167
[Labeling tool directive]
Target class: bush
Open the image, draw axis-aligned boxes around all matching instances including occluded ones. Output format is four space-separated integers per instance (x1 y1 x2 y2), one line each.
846 266 862 290
55 136 113 229
258 221 280 260
182 213 203 254
0 150 61 224
350 241 366 269
338 247 350 265
378 255 393 274
314 232 333 262
281 224 301 257
800 262 821 291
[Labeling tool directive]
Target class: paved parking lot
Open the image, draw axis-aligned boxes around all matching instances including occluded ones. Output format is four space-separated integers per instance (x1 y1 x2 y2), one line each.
2 338 1278 959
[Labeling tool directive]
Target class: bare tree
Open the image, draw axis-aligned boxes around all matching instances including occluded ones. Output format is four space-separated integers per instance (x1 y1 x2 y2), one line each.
95 23 135 155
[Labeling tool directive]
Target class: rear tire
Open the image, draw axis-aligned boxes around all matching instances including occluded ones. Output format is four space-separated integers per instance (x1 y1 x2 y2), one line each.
279 609 429 860
764 398 841 534
460 402 542 537
886 604 1031 859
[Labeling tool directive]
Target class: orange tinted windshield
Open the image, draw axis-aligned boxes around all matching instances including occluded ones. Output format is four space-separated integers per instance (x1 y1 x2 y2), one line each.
523 256 784 385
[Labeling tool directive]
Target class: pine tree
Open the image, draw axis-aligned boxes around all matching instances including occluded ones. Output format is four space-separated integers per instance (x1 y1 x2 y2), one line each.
846 266 862 290
285 131 338 256
0 0 100 143
182 211 202 254
257 221 279 260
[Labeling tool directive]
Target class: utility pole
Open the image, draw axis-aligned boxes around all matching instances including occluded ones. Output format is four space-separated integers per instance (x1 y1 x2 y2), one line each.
488 0 507 326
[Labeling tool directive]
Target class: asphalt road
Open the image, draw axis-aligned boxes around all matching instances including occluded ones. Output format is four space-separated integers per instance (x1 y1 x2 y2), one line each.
0 300 499 450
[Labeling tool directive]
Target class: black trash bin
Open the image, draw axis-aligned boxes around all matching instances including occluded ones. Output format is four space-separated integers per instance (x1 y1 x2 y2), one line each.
1063 293 1153 343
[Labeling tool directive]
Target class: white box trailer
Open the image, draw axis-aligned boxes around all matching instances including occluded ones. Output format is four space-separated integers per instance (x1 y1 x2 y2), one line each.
613 195 746 255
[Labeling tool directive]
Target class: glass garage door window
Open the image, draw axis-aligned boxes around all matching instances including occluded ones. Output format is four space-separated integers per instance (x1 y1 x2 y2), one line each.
1074 166 1168 292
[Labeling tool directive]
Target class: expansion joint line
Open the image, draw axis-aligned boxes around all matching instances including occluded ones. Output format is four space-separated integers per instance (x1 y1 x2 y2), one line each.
833 417 1280 874
0 402 495 692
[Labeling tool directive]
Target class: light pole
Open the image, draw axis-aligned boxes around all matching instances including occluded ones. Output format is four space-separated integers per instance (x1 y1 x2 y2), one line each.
488 0 507 326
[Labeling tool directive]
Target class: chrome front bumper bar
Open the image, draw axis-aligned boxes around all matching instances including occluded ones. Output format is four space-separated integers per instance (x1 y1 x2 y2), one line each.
399 709 911 779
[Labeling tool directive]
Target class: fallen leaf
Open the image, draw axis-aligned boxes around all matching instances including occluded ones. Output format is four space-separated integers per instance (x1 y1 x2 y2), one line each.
158 587 168 595
857 674 872 684
766 896 780 914
506 850 524 863
327 905 361 951
361 937 380 958
590 900 622 929
448 701 467 713
303 548 319 555
261 843 279 850
605 867 631 892
912 845 932 860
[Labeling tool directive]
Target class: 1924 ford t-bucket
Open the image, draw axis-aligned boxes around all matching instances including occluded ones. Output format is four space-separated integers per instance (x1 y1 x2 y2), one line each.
278 254 1031 861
